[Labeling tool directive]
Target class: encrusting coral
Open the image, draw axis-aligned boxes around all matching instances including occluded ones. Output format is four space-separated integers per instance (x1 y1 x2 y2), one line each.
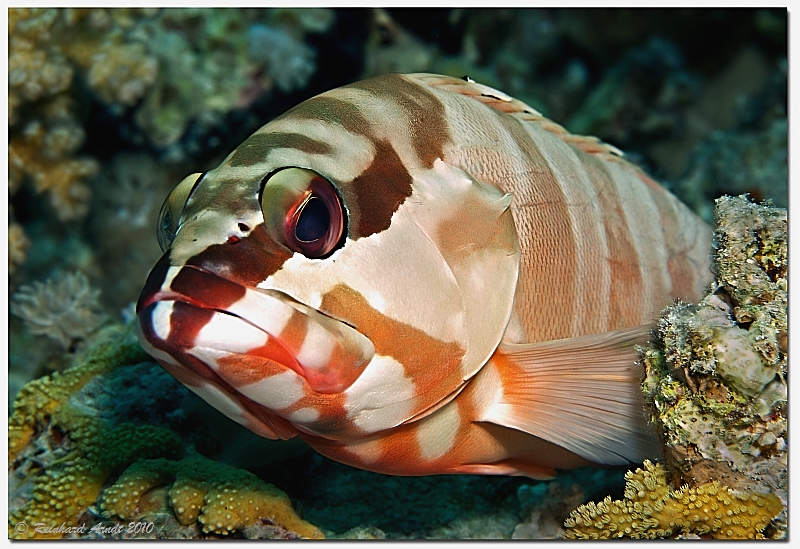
562 460 781 539
8 325 183 539
100 454 324 539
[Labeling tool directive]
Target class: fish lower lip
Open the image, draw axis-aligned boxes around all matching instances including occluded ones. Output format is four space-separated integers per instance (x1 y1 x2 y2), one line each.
137 266 375 393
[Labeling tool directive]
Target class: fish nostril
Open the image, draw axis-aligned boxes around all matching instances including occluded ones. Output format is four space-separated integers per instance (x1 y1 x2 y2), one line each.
238 223 250 232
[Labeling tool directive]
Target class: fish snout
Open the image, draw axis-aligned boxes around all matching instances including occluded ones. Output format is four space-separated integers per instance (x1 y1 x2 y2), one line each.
136 259 374 396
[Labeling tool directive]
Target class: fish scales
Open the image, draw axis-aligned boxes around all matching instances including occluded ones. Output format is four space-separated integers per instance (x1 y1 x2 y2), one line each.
137 73 712 480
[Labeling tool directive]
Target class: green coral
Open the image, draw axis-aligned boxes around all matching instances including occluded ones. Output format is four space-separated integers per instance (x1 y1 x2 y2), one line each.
563 460 782 539
100 454 324 539
8 324 183 539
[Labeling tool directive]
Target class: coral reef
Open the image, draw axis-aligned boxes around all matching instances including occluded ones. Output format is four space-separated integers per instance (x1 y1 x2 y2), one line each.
563 460 781 539
87 152 175 312
677 106 787 221
10 271 107 350
8 8 788 541
8 325 183 539
8 322 323 539
642 195 786 494
100 454 324 539
9 108 99 222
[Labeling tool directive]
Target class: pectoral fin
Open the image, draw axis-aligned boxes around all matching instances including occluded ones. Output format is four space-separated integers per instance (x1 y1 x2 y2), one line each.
479 325 660 466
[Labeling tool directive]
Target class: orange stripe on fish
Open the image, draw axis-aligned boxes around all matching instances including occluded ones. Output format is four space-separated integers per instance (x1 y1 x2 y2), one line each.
136 73 713 479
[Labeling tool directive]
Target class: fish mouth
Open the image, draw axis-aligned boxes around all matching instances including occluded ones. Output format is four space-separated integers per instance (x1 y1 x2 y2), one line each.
137 258 375 396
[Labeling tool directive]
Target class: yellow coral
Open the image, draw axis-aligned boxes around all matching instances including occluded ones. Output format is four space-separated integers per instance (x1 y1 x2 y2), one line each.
8 325 182 539
85 42 158 105
562 460 782 539
9 221 31 275
9 120 98 222
101 454 324 539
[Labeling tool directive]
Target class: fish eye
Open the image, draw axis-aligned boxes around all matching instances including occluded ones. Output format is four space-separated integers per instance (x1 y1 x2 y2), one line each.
156 172 204 252
261 168 346 259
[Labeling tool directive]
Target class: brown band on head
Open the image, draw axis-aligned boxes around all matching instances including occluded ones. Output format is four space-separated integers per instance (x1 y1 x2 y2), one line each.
344 74 449 169
186 223 292 288
276 95 373 137
229 132 333 167
347 139 413 237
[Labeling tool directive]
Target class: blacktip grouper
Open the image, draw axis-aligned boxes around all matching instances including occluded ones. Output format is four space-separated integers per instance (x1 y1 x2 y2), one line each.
137 73 712 479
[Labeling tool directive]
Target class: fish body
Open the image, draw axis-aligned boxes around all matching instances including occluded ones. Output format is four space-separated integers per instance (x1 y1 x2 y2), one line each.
137 73 712 479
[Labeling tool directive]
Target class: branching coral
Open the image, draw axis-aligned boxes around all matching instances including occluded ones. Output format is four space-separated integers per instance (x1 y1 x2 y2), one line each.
8 325 183 539
8 104 98 222
562 460 781 539
11 271 107 349
101 454 324 539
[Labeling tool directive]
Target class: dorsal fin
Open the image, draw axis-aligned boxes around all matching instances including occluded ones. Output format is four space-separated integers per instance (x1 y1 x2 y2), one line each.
410 73 625 160
478 325 661 466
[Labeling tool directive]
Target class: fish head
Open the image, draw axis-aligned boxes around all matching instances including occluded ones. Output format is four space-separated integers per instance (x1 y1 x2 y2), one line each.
136 74 520 442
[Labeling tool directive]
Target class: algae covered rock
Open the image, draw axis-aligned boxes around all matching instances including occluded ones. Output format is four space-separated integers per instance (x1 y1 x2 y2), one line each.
642 195 786 537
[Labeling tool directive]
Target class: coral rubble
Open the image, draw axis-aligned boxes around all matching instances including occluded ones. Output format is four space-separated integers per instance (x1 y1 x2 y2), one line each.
101 454 324 539
563 460 781 539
